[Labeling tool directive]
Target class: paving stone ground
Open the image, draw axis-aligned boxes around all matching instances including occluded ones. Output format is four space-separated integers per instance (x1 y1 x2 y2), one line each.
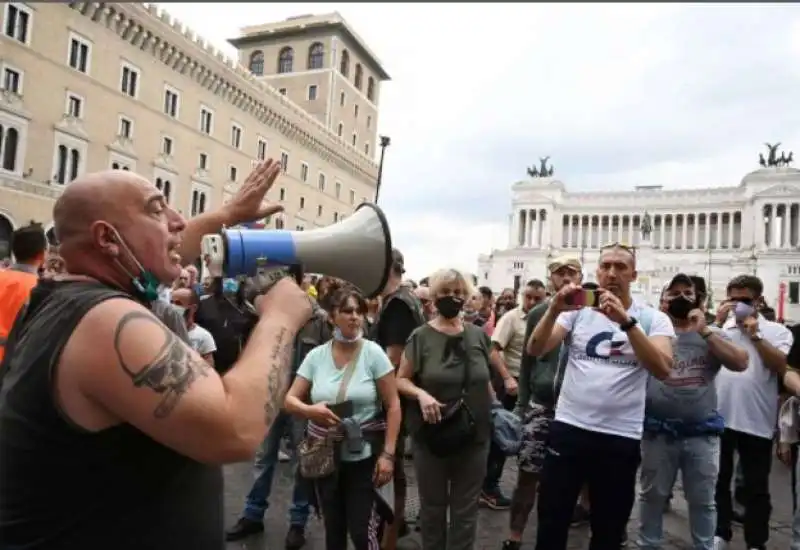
224 452 796 550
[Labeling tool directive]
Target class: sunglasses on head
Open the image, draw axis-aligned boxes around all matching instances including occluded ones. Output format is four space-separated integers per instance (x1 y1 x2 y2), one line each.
600 242 637 258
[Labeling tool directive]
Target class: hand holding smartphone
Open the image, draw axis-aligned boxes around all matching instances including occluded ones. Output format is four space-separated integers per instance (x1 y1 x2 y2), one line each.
327 400 354 419
565 287 602 308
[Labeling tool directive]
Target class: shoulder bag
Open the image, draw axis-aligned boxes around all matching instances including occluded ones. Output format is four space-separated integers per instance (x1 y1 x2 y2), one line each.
418 328 478 457
298 341 364 479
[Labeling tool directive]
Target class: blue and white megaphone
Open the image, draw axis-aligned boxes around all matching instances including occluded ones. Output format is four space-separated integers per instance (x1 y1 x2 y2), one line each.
201 203 393 298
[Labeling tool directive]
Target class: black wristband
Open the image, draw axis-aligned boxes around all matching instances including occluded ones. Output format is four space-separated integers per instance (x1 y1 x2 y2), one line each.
619 318 638 332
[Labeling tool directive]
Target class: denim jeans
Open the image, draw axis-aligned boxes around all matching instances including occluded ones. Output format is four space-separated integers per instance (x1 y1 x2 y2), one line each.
638 434 719 550
242 410 310 526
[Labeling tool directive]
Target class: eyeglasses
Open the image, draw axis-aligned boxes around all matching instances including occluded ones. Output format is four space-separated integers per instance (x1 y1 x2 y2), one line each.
600 242 637 258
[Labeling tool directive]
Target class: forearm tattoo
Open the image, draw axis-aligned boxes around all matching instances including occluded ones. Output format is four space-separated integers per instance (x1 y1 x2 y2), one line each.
263 327 293 426
113 311 211 419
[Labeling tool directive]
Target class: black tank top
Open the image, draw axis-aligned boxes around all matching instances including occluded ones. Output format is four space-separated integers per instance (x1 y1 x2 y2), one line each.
0 281 224 550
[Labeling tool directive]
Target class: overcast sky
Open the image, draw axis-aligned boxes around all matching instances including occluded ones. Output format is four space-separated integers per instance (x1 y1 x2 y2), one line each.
160 2 800 280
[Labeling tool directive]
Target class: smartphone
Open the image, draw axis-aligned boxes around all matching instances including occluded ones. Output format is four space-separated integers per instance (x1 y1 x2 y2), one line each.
566 289 599 308
327 400 354 419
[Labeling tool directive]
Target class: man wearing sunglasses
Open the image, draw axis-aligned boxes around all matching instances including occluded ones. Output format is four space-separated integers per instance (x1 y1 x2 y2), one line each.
528 243 675 550
712 274 793 550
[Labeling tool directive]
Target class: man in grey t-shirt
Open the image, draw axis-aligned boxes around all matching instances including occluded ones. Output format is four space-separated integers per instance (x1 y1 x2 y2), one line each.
637 274 749 550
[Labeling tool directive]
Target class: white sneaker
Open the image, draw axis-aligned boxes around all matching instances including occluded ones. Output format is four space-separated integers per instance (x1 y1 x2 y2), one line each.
278 450 291 462
712 536 726 550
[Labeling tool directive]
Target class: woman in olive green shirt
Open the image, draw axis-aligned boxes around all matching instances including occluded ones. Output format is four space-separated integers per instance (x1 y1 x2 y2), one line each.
396 268 495 550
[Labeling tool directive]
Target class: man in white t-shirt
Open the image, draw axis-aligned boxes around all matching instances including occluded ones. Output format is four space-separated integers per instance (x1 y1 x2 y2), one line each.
171 288 217 367
527 243 675 550
712 274 793 550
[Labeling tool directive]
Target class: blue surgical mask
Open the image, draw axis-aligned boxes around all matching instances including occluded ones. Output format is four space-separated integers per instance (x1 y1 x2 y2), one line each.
108 226 161 303
333 327 362 343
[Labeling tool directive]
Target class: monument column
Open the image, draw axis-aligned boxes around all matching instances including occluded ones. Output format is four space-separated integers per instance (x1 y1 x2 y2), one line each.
542 209 551 248
670 215 677 249
783 203 791 249
681 214 688 249
769 204 776 249
728 212 735 249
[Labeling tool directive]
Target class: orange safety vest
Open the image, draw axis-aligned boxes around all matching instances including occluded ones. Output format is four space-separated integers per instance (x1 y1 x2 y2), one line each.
0 267 38 363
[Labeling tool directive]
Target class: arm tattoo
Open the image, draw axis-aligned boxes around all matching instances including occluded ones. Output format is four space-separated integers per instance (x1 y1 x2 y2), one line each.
113 310 210 419
263 327 293 425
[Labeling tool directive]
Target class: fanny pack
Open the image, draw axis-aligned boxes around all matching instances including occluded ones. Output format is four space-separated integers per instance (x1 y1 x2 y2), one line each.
643 413 725 438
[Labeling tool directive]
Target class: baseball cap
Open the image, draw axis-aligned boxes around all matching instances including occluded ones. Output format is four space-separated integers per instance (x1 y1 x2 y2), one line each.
665 273 694 290
548 255 582 273
391 248 406 275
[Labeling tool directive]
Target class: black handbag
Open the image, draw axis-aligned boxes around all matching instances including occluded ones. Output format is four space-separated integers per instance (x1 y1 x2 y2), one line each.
418 331 477 457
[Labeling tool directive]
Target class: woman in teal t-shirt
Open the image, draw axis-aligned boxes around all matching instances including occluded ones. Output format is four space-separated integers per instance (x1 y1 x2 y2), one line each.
285 287 401 550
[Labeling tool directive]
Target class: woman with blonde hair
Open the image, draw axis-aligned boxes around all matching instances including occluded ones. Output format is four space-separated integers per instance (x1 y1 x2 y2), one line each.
396 268 496 550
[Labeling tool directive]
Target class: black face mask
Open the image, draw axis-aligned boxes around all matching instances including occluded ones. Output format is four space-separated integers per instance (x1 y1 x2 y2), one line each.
436 296 463 319
667 296 695 320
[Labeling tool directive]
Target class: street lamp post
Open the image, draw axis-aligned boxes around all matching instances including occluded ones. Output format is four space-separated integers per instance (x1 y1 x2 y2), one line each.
374 135 391 204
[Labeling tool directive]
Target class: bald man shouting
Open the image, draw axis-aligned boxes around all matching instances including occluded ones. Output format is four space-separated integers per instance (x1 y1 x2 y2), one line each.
0 161 312 550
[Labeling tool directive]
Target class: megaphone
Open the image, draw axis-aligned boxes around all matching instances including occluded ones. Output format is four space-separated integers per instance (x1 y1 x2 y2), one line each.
201 203 393 298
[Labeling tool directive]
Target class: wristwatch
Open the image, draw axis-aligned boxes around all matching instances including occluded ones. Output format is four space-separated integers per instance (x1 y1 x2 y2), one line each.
619 317 638 332
699 328 713 339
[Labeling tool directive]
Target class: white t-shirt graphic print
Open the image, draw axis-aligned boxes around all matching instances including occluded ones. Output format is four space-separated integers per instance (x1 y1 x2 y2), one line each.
554 304 675 440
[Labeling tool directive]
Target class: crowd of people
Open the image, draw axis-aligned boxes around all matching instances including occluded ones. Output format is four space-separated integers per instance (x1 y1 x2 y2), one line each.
1 161 800 550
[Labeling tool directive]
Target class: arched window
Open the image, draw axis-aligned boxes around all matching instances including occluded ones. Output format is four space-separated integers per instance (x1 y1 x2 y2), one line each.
277 47 294 74
156 177 172 204
56 145 68 184
354 64 363 90
308 42 324 69
69 149 80 181
191 190 199 216
0 215 12 259
367 77 375 101
1 127 18 171
249 50 264 75
275 217 284 229
199 193 206 214
339 50 350 77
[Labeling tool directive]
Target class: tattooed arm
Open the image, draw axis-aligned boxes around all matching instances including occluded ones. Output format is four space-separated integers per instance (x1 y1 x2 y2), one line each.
67 280 311 464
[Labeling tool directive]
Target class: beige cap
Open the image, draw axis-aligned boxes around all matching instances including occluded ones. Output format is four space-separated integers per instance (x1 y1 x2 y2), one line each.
548 255 582 273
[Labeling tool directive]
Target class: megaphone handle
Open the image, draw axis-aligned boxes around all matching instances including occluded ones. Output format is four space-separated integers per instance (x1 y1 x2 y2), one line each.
287 264 304 285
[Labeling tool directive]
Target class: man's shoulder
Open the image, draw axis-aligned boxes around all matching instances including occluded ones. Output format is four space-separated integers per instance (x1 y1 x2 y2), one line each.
528 302 549 320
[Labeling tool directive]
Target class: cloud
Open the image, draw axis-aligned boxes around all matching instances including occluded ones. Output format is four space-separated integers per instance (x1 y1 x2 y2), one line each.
159 3 800 280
